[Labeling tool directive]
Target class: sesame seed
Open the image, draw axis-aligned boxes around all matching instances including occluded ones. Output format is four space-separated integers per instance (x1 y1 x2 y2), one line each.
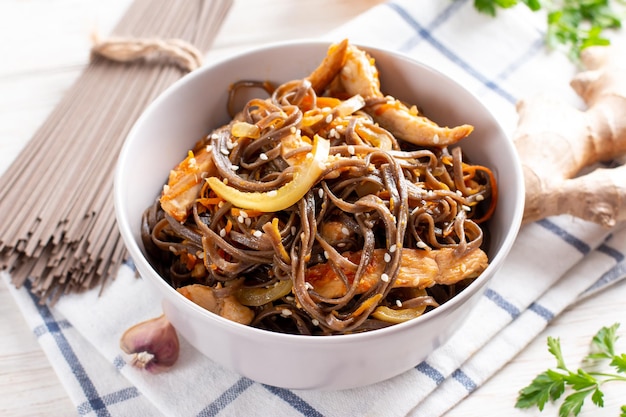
396 299 403 307
230 165 239 171
318 188 324 198
267 190 278 197
291 226 297 236
456 190 463 196
163 184 170 193
325 114 333 124
219 228 226 237
341 227 349 236
312 319 320 326
210 133 219 140
205 145 213 152
281 309 292 317
462 205 471 211
389 244 397 253
416 241 427 249
347 145 355 155
476 194 485 201
306 152 313 160
337 242 346 248
245 218 252 226
220 147 229 155
381 273 389 283
238 215 244 223
223 178 229 185
240 210 248 218
432 134 440 144
324 251 329 259
384 253 391 263
253 230 263 237
259 153 268 160
290 126 297 134
305 282 314 290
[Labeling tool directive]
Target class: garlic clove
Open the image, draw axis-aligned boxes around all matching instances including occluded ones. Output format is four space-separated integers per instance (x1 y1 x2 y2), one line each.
120 314 179 372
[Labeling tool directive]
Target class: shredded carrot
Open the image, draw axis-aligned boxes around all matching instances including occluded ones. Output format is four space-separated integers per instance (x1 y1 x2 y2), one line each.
198 197 224 208
469 165 498 223
224 219 233 234
316 96 342 108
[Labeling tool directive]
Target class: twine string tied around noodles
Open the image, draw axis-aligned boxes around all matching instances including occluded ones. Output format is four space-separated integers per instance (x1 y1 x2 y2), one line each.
91 34 204 72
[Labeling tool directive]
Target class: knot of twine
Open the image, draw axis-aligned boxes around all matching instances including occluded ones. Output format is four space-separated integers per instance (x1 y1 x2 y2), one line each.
91 34 203 72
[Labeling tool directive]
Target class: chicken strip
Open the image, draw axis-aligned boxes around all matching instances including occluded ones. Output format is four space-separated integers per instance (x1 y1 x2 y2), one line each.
340 44 474 147
305 247 488 299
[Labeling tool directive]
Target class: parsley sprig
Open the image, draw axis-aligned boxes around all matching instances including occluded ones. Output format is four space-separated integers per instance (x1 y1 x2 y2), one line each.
515 323 626 417
472 0 625 61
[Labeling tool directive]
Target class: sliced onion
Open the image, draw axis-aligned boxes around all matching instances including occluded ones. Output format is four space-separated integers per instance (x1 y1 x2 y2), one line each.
236 279 293 307
206 135 330 212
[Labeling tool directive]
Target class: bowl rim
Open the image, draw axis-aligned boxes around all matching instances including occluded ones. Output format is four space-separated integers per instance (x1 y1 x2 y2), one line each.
114 38 525 344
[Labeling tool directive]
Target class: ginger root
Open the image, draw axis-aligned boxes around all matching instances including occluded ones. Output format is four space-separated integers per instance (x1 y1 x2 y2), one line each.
514 45 626 227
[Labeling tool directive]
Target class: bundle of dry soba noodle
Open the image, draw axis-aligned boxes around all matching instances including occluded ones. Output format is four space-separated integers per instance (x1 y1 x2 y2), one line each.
0 0 233 303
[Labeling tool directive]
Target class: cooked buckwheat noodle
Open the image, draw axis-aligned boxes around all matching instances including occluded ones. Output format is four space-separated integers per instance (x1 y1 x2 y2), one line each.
142 71 497 335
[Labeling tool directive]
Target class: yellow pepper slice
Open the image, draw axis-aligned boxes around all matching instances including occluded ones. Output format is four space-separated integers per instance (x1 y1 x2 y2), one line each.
206 135 330 212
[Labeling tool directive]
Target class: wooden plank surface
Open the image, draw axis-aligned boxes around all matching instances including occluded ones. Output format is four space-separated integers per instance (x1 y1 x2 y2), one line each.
1 1 625 416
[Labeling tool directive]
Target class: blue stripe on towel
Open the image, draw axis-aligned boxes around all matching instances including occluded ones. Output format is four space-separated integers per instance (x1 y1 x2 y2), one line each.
262 385 325 417
528 302 555 321
196 377 254 417
536 219 591 254
415 361 445 385
33 319 72 338
386 1 517 104
24 280 111 417
484 288 520 318
597 243 625 263
452 368 477 392
76 387 141 416
583 261 626 295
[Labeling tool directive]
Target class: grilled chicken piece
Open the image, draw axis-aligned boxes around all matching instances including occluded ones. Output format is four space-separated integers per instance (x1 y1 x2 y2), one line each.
177 284 254 325
339 44 474 147
160 142 217 222
305 247 488 299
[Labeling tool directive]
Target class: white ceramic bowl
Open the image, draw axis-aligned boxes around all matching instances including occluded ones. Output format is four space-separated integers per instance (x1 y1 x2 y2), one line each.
114 40 524 390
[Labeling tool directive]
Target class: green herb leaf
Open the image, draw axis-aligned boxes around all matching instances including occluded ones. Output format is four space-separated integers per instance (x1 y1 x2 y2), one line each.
590 323 620 358
516 371 565 410
562 369 597 391
548 336 567 370
515 323 626 416
611 353 626 373
591 387 604 408
559 389 594 417
470 0 625 61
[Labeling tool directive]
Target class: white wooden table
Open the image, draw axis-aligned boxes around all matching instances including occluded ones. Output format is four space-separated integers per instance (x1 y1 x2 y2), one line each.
1 1 625 416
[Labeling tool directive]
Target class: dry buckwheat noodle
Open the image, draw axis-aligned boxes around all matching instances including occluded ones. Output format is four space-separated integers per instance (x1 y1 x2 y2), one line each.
0 0 232 303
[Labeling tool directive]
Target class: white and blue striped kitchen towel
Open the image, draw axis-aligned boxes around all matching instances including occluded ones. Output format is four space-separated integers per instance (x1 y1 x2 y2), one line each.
5 1 626 416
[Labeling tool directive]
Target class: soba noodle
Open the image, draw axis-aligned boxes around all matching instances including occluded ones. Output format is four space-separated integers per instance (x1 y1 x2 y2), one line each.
142 45 496 335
